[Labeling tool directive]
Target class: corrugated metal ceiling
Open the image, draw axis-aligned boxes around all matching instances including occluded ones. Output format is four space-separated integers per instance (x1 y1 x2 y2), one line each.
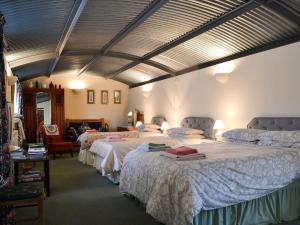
54 55 94 74
13 59 53 80
2 0 300 86
65 0 153 51
111 0 246 56
1 0 74 62
150 4 300 70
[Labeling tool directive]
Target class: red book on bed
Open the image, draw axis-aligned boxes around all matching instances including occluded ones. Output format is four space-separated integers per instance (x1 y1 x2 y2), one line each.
165 146 198 155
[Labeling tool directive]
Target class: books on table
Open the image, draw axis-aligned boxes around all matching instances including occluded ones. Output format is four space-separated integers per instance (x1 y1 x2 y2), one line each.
19 170 42 182
28 143 46 155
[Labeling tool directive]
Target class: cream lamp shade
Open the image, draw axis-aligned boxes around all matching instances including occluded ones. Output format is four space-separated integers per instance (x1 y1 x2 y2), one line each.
213 120 225 137
135 121 143 128
161 121 170 133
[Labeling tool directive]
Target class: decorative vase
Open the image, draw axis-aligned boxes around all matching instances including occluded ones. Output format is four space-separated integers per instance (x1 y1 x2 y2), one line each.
49 81 54 89
35 81 39 88
28 81 34 88
54 84 57 89
59 84 61 89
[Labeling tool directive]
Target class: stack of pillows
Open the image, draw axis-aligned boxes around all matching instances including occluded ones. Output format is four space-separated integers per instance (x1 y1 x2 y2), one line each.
137 123 161 133
223 128 300 148
167 127 205 139
222 129 266 144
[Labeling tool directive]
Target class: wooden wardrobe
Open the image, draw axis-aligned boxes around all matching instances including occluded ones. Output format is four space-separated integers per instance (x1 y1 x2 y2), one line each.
22 88 65 143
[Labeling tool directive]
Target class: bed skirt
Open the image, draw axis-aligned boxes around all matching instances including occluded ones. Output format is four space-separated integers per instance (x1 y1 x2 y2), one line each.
78 149 94 166
194 179 300 225
93 155 120 184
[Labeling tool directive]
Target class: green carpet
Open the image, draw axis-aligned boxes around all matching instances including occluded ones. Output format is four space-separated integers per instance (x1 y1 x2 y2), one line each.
16 156 300 225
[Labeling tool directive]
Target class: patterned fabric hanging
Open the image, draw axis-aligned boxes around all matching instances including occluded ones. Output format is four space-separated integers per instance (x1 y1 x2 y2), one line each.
0 12 16 225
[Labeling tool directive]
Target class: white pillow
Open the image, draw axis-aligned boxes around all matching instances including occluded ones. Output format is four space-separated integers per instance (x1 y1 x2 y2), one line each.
167 127 204 135
257 139 295 148
257 130 300 143
143 127 162 133
168 133 205 139
223 128 266 142
291 142 300 149
144 123 161 130
224 138 257 144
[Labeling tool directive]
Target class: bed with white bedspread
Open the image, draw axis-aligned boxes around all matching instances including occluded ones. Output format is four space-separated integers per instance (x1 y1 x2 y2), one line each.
90 117 215 183
78 116 166 165
119 117 300 225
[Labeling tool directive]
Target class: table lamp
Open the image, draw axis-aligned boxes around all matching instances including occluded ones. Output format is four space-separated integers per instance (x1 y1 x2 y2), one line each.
160 121 170 134
213 120 225 141
135 121 143 128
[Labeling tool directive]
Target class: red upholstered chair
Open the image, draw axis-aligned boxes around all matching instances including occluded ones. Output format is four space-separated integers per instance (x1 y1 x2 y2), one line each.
41 125 74 159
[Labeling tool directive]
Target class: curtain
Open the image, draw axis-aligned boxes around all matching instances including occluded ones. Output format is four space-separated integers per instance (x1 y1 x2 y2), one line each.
0 12 16 225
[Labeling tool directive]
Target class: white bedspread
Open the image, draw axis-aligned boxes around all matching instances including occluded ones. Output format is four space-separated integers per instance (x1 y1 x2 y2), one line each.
89 136 179 175
78 131 165 165
119 142 300 225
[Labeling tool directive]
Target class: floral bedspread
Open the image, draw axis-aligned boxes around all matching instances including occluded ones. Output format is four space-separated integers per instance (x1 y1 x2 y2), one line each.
78 131 140 150
119 142 300 225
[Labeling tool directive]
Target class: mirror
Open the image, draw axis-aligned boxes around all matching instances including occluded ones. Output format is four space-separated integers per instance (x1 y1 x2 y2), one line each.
127 111 134 127
127 109 143 127
36 92 51 128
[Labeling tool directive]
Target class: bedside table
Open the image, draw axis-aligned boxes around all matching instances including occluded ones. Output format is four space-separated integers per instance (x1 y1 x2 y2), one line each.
117 126 136 132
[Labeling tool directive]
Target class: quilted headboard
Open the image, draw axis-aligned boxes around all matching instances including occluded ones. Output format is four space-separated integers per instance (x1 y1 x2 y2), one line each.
151 116 166 126
247 117 300 131
181 117 215 139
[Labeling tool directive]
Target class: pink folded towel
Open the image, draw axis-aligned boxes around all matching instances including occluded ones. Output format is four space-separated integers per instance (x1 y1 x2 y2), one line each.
86 129 98 134
160 152 206 161
165 146 197 155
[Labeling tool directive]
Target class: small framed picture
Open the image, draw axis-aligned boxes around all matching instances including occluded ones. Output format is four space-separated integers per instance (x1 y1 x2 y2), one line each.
101 90 109 104
114 90 121 104
87 90 95 104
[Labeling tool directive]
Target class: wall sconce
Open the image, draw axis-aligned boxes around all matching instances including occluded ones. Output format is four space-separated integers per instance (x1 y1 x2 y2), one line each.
215 73 230 84
141 83 153 92
71 89 81 94
213 120 225 141
160 121 170 134
70 80 85 93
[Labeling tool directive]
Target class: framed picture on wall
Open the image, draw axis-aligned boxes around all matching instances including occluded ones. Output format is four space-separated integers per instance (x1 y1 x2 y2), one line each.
114 90 121 104
101 90 108 104
87 90 95 104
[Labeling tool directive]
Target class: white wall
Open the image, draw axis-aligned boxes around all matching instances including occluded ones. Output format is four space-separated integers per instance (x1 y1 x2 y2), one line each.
127 42 300 130
27 73 129 129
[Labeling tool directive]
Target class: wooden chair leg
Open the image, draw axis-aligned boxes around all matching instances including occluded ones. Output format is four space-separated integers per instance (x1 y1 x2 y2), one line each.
37 196 43 225
71 150 73 157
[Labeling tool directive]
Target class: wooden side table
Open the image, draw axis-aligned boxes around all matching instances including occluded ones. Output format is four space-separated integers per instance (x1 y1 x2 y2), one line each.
11 154 50 197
